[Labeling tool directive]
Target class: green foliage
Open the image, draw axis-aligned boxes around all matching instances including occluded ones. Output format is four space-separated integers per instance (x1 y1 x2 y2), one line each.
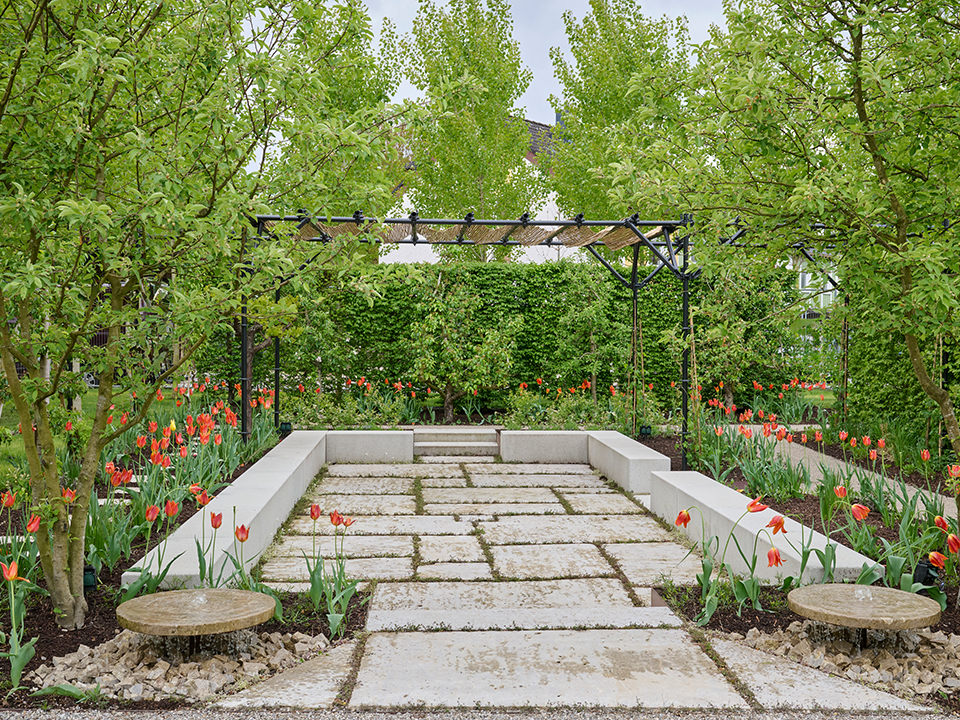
402 0 546 260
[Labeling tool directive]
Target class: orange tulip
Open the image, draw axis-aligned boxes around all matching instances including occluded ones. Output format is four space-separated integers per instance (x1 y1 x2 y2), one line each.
948 534 960 554
935 516 949 533
929 551 946 570
921 449 931 461
62 488 76 504
310 504 322 521
1 561 27 583
235 524 249 543
675 510 691 528
766 515 787 535
26 514 40 533
196 490 211 506
1 491 15 508
210 512 223 529
834 486 847 499
330 510 344 527
145 505 160 522
767 547 784 567
164 500 179 517
343 517 356 527
851 504 870 521
747 496 769 513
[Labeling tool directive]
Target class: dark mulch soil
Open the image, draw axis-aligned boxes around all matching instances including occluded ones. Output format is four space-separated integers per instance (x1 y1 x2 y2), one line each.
817 441 956 499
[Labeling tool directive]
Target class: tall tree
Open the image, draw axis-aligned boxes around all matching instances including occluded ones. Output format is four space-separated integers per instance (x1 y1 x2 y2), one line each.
605 0 960 457
0 0 405 628
403 0 546 261
549 0 689 222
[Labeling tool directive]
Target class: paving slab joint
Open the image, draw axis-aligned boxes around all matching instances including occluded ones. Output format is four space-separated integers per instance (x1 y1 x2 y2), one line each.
550 488 576 514
594 542 647 608
690 627 763 710
334 632 369 707
472 523 500 580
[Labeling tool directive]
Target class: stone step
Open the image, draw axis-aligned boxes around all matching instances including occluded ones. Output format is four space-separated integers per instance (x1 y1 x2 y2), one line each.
365 606 680 631
413 441 499 457
413 427 498 444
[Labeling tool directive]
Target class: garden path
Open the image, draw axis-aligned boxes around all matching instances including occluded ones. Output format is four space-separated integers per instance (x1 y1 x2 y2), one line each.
218 460 931 712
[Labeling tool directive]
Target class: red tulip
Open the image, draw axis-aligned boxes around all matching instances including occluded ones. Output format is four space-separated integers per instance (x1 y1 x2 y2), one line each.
145 505 160 522
65 421 73 432
105 461 116 475
2 491 15 508
179 446 188 458
921 449 931 462
834 485 847 499
839 430 848 441
767 547 784 567
929 551 946 570
766 515 787 535
878 438 886 449
330 510 344 527
211 512 223 529
26 514 40 533
850 437 856 448
947 534 960 554
62 488 76 504
851 504 870 521
747 496 769 513
164 500 179 517
343 517 355 527
869 449 877 461
310 504 322 521
935 516 949 533
675 510 691 528
235 524 249 543
148 421 158 433
862 436 871 446
136 435 147 449
197 490 211 506
801 433 807 443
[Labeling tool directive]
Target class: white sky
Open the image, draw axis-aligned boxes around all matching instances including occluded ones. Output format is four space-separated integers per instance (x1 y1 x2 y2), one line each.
365 0 727 123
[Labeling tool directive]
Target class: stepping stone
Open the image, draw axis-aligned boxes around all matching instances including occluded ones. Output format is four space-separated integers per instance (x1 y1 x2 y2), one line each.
350 629 746 707
480 515 670 545
420 476 468 487
417 562 492 580
304 494 416 515
711 639 928 710
369 578 634 611
422 487 558 504
605 542 702 586
288 516 473 536
421 455 493 463
424 503 565 516
314 477 413 494
561 493 643 514
492 543 614 579
466 463 595 475
271 535 413 559
260 556 412 582
365 606 681 631
216 641 355 708
326 463 462 477
471 474 606 488
418 536 484 563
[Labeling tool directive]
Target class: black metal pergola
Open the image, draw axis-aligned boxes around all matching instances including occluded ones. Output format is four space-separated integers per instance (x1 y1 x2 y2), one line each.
240 211 698 468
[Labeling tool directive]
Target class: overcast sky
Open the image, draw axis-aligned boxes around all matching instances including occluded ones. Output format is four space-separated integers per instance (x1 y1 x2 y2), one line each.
365 0 727 123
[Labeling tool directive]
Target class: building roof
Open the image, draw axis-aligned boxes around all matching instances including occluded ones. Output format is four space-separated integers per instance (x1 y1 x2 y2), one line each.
525 119 554 156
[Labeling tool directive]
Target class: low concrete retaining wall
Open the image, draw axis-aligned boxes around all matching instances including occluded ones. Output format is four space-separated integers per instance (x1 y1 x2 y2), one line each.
123 431 327 589
587 431 670 494
499 431 589 463
325 430 413 463
649 470 878 583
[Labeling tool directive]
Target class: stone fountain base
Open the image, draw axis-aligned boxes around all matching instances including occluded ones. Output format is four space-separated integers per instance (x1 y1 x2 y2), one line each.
29 627 331 703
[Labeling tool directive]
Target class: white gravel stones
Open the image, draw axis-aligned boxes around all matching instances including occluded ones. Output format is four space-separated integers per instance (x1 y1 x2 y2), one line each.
712 638 928 711
350 629 747 708
491 543 614 579
30 629 330 703
604 542 702 586
418 536 485 563
479 515 670 545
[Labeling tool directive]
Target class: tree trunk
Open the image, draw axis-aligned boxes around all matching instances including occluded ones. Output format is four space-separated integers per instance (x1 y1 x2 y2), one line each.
724 383 734 411
904 331 960 458
443 384 456 423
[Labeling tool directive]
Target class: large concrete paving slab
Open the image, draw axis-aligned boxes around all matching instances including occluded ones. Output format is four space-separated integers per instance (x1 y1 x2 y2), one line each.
480 515 670 545
418 536 485 563
304 494 416 515
368 578 635 611
605 542 702 586
289 515 473 536
422 487 558 504
365 606 681 631
216 641 355 708
466 463 596 475
491 543 614 579
261 555 412 581
561 492 643 514
271 534 413 558
711 639 930 711
350 629 746 708
424 503 565 516
417 562 492 580
314 477 413 494
326 463 462 477
420 476 468 487
471 473 606 488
